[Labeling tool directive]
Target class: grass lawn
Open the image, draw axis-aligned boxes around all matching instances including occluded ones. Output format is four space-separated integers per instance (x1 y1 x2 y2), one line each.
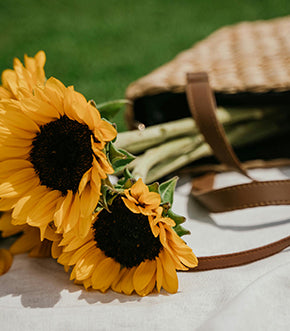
0 0 289 131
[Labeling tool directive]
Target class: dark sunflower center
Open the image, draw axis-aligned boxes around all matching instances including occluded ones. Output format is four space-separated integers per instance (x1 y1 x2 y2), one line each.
93 197 163 268
30 115 93 194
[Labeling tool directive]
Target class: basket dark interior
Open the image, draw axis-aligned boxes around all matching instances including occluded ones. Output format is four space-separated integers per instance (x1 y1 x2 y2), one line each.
133 91 290 162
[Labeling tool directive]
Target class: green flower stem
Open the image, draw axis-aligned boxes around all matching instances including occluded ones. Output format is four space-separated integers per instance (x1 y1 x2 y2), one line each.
145 118 290 183
116 107 268 154
131 135 203 180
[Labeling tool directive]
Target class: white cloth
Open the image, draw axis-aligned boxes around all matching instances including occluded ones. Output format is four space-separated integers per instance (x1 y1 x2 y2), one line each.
0 168 289 331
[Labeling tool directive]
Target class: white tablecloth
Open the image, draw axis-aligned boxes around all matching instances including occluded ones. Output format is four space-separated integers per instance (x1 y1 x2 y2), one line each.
0 167 289 331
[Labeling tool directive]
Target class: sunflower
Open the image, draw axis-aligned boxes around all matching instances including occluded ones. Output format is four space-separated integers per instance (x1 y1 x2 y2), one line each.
0 211 62 275
0 51 46 100
0 77 117 239
57 178 198 296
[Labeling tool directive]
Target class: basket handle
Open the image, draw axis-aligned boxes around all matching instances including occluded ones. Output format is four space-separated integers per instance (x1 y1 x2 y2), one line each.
186 72 290 212
185 72 290 271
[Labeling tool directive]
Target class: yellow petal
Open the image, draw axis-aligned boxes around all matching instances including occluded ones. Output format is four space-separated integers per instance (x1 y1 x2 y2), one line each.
133 259 156 294
78 168 91 195
140 191 161 207
0 168 39 198
13 59 32 91
159 224 168 248
83 278 92 290
33 86 52 104
138 271 156 296
63 193 80 233
0 212 23 237
77 215 94 238
0 197 18 210
0 159 33 181
130 178 146 199
79 184 99 219
123 190 139 204
69 241 96 266
17 87 33 99
12 185 48 222
121 197 140 214
111 267 127 294
96 119 117 142
0 249 13 275
0 146 31 162
162 267 178 294
51 240 63 259
24 54 37 73
91 152 111 179
63 87 83 123
156 256 163 292
21 98 60 125
61 229 93 252
120 267 137 295
9 227 40 255
176 250 198 269
34 50 46 69
57 251 73 267
1 69 18 97
138 205 157 216
0 106 40 133
27 190 62 239
42 85 64 114
0 87 13 99
159 250 178 294
90 165 101 194
0 136 32 148
54 191 73 230
159 249 177 280
43 223 60 241
91 257 120 291
29 239 51 258
75 250 101 281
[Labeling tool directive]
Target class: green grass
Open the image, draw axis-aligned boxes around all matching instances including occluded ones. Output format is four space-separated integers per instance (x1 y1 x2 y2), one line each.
0 0 289 131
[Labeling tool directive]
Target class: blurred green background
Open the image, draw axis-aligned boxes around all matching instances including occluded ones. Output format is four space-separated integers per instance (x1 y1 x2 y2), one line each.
0 0 289 131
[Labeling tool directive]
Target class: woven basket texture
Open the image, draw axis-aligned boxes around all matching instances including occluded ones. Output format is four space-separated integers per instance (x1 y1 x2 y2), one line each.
126 16 290 100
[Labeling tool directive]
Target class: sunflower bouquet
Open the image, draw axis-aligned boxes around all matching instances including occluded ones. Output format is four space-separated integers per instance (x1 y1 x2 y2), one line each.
0 51 198 296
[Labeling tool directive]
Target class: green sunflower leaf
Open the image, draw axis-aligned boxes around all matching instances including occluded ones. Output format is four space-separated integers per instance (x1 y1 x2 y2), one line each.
95 99 130 121
108 142 127 162
123 167 134 180
111 150 135 174
107 142 135 174
99 179 121 211
116 168 135 188
148 182 159 193
159 176 178 205
106 193 118 207
99 185 110 212
173 224 191 237
167 209 186 226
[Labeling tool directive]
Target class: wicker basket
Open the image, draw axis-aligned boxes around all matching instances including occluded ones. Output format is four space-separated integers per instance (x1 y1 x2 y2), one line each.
125 16 290 128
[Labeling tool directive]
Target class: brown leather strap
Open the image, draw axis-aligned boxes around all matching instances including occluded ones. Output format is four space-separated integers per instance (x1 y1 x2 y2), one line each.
185 72 290 271
186 72 290 212
192 176 290 212
192 235 290 271
186 72 249 178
